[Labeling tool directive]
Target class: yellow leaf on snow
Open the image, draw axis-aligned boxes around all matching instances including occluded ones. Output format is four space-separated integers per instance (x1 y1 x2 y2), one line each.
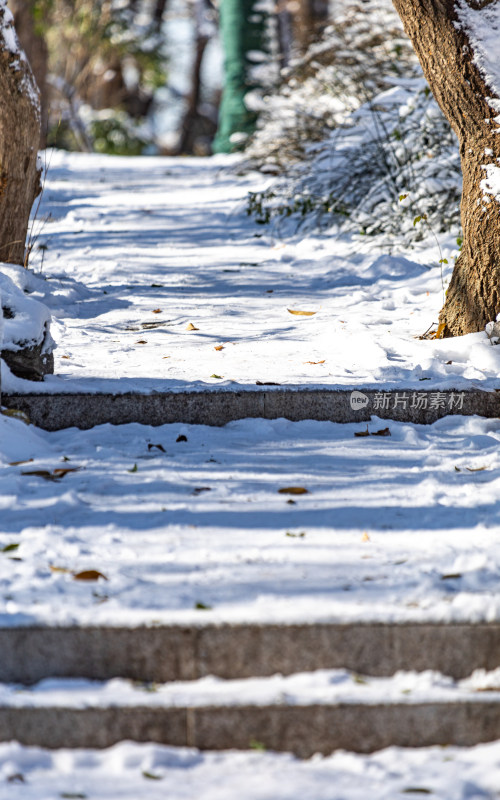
287 309 317 316
214 345 224 351
278 487 309 495
304 360 325 364
186 323 199 331
361 532 370 542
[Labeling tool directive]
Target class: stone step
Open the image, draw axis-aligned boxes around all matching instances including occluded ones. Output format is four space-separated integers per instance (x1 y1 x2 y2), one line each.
3 622 500 685
3 387 500 430
1 671 500 755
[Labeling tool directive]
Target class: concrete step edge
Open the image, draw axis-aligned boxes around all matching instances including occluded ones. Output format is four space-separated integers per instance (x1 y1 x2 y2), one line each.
2 622 500 684
2 701 500 755
3 388 499 430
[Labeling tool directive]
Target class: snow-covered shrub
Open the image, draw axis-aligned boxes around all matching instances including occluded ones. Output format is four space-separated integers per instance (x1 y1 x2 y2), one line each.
244 0 418 172
247 80 462 246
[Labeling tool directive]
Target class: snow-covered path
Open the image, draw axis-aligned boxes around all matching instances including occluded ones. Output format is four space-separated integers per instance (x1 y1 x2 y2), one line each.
3 738 500 800
4 150 500 394
2 411 500 627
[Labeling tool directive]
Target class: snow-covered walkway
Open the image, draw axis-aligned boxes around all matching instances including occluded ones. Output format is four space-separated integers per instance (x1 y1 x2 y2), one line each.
3 150 500 394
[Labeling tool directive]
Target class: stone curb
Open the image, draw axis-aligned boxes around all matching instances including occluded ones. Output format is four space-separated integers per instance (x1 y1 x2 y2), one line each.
3 623 500 684
2 388 500 430
2 701 500 755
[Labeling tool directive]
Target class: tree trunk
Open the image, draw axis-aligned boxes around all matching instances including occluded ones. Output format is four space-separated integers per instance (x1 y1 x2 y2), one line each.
392 0 500 336
0 0 41 266
8 0 48 148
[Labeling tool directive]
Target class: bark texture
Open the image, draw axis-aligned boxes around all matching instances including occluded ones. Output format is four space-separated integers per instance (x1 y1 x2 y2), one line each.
0 0 41 265
8 0 48 147
392 0 500 336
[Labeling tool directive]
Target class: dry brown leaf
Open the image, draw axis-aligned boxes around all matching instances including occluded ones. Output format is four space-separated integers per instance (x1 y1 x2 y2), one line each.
162 356 170 359
148 443 166 453
21 470 59 481
52 467 82 477
372 427 391 437
136 339 148 344
73 570 108 581
61 355 70 360
278 487 309 495
22 467 82 481
214 345 224 351
8 458 34 467
304 360 325 364
186 323 199 331
354 427 370 438
192 487 211 495
287 309 317 316
256 380 281 386
152 308 162 314
466 466 487 472
50 565 71 574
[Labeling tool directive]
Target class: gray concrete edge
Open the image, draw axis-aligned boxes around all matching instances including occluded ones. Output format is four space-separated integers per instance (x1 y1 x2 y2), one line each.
1 701 500 754
2 388 500 430
2 622 500 684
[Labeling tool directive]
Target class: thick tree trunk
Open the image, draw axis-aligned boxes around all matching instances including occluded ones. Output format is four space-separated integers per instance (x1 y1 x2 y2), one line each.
392 0 500 336
0 0 41 265
8 0 48 147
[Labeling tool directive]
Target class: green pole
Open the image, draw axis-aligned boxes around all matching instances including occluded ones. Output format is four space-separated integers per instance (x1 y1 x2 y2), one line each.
213 0 267 153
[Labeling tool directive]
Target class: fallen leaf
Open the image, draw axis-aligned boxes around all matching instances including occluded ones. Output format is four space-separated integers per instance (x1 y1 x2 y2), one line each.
372 427 391 437
211 374 223 379
466 466 487 472
266 289 274 293
136 339 148 344
446 360 453 365
287 309 317 316
256 380 281 385
176 435 188 442
73 570 108 582
286 499 296 505
454 466 461 472
361 532 370 542
186 322 199 331
52 467 82 477
151 283 164 288
304 360 325 364
1 408 30 424
441 573 462 580
192 487 211 495
402 788 432 795
354 427 370 438
128 463 138 473
21 466 82 481
285 531 305 538
61 355 70 359
433 322 446 339
278 487 309 495
50 565 71 573
142 771 162 781
21 470 60 481
7 774 25 784
163 356 170 359
352 673 368 685
214 345 224 351
152 308 162 314
8 458 34 466
148 443 166 453
195 601 212 610
1 543 19 553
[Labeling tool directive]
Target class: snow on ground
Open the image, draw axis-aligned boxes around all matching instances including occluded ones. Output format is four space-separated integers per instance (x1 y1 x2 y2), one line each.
3 149 500 394
2 738 500 800
2 411 500 626
5 666 500 708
